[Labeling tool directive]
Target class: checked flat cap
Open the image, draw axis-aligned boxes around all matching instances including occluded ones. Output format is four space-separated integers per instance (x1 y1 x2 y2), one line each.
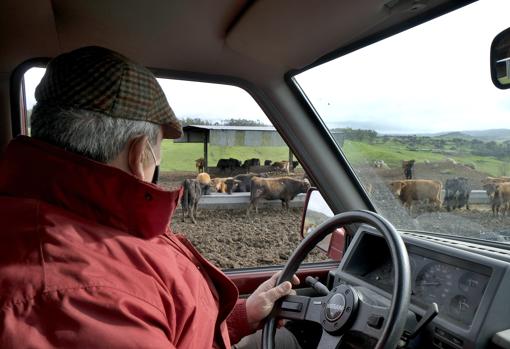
35 46 182 139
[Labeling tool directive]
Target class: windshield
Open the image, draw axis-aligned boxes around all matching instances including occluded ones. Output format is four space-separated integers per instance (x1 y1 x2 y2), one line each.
295 0 510 244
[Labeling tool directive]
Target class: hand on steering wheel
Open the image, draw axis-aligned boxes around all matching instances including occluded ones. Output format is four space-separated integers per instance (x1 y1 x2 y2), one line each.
262 210 411 349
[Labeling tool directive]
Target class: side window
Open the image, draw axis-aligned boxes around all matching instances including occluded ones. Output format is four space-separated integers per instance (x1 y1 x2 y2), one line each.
23 70 328 269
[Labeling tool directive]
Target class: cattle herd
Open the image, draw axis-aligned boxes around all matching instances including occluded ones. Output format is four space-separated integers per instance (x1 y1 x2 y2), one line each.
181 157 308 223
388 172 510 217
195 157 299 174
183 157 510 224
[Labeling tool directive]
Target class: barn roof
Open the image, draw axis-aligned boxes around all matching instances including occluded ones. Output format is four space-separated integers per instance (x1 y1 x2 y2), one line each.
183 125 276 131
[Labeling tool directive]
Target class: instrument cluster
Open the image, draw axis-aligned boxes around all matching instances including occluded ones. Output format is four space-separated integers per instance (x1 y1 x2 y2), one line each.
363 252 490 326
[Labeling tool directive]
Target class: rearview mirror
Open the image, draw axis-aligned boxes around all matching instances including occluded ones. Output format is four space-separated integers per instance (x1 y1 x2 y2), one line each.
491 27 510 89
301 188 345 261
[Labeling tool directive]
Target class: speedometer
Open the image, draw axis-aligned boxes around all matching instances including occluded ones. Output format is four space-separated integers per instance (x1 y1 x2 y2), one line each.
414 262 455 305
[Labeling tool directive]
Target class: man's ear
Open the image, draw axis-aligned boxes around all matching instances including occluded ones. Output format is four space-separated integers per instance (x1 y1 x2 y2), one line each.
128 135 148 180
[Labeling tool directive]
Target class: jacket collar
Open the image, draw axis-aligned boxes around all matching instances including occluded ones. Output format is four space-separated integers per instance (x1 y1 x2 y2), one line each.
0 136 182 239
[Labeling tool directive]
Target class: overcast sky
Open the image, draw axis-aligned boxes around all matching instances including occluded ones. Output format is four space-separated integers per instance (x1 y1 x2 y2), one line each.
24 0 510 134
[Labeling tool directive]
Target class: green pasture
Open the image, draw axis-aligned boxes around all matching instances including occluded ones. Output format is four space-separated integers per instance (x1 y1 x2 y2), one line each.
160 141 290 171
342 140 508 176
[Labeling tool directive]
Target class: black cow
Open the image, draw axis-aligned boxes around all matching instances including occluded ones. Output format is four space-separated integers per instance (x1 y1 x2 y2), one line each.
247 177 310 215
216 158 241 172
443 177 470 211
291 161 299 171
242 158 260 169
225 173 268 194
402 160 415 179
264 160 272 166
181 179 202 224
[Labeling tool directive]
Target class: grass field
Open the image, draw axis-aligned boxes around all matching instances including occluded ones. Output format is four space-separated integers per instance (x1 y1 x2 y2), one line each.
161 139 509 176
160 141 291 171
342 140 508 176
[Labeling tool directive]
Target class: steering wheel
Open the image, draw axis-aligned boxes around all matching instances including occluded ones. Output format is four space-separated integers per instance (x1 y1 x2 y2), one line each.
262 210 411 349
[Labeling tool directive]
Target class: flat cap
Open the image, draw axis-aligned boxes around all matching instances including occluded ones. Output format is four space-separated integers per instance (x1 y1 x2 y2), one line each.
35 46 182 139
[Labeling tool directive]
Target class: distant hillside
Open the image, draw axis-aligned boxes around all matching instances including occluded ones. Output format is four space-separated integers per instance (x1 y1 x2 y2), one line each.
461 129 510 141
411 129 510 141
436 131 475 140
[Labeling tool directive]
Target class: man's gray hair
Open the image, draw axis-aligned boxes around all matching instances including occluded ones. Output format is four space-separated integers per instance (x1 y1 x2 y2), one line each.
30 105 160 163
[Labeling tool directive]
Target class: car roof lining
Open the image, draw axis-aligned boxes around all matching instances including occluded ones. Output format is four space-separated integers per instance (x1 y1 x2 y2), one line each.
2 0 467 83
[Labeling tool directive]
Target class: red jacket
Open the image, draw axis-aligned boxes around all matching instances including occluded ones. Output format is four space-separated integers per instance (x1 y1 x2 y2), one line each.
0 136 252 348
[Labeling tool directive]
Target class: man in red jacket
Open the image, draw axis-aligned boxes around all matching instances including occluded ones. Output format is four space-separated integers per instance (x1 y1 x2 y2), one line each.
0 46 300 348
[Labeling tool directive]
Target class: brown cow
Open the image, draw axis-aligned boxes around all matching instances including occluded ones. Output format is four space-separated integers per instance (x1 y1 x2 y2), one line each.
389 179 442 214
247 177 310 216
212 177 229 193
195 157 205 173
491 182 510 216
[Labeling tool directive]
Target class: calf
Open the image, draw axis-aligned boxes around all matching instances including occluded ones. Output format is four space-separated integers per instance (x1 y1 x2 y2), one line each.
195 157 205 173
492 182 510 216
247 177 310 216
181 179 202 224
196 172 211 195
264 160 272 166
389 179 442 214
443 177 470 211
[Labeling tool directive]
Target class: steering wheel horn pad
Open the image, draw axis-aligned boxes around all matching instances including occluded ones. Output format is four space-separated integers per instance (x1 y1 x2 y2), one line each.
321 284 358 333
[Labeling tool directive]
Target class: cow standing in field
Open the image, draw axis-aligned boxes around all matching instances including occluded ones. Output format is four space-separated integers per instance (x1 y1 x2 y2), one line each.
491 182 510 216
217 158 241 173
247 177 310 216
402 160 415 179
181 179 202 224
443 177 470 211
195 157 205 173
242 158 260 169
225 173 269 194
264 160 272 166
389 179 442 214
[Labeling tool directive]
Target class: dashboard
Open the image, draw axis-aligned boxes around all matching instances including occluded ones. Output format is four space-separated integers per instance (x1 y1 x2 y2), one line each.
332 226 510 349
362 248 490 326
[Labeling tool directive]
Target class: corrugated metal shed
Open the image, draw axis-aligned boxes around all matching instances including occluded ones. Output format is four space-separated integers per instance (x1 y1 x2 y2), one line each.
174 125 344 170
175 125 285 146
176 125 344 147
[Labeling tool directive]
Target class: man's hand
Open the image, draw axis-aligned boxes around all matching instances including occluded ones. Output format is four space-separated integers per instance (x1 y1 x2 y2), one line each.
245 271 300 330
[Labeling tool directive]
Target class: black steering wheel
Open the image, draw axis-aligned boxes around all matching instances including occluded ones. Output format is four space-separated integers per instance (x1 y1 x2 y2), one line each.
262 210 411 349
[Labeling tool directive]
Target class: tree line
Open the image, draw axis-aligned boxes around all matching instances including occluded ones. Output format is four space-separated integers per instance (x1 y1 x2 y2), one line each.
179 117 268 127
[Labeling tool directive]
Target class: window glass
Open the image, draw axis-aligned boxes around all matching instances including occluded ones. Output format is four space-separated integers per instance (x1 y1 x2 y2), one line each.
295 0 510 244
23 71 325 268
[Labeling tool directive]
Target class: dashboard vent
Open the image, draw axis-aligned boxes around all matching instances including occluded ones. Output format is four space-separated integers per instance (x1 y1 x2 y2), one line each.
403 232 510 260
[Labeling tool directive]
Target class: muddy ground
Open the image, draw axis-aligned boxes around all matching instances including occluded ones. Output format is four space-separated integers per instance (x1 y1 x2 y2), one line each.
171 207 325 269
160 161 510 269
